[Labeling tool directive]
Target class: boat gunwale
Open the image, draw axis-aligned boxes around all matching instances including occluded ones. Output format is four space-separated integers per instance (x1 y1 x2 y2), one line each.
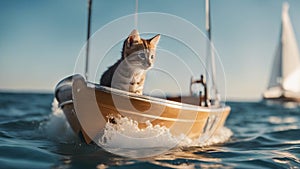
59 100 73 107
56 74 230 113
86 81 230 113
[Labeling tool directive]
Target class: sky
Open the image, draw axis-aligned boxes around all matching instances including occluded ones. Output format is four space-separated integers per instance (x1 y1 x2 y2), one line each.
1 0 300 100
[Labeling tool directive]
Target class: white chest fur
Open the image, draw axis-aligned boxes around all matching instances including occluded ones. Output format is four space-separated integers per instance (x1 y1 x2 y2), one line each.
111 61 146 94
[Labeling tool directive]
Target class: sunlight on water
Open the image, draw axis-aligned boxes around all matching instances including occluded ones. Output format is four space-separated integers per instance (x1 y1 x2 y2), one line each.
268 116 299 131
3 93 300 168
268 116 297 124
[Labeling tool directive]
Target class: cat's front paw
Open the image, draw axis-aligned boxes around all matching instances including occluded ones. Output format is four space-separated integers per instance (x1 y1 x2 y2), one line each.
135 91 142 95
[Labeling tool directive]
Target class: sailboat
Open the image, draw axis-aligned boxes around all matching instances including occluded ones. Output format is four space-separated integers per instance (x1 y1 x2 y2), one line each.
263 3 300 102
55 0 230 145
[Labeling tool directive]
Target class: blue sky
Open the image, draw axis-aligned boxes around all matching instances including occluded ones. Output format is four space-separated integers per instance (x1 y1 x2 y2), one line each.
1 0 300 100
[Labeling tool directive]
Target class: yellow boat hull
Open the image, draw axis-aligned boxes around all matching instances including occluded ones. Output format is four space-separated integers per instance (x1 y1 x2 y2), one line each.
55 75 230 144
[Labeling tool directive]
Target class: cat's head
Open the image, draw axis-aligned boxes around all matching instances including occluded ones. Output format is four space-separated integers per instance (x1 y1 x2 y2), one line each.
122 29 160 70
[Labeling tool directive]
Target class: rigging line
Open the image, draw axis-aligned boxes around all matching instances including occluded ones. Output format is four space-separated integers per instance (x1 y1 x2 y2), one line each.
134 0 138 29
85 0 92 81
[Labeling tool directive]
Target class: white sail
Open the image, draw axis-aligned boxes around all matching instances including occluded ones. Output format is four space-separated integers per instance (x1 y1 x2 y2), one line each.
265 2 300 98
281 3 300 92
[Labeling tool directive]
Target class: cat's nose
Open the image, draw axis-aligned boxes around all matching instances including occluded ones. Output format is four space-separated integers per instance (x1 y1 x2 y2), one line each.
144 62 151 68
146 61 151 67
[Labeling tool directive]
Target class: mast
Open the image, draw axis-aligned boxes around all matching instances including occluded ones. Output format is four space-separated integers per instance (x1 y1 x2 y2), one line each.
206 0 219 105
134 0 138 29
85 0 92 80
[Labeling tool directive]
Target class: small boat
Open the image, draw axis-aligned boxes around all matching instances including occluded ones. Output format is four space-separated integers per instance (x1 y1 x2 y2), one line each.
54 0 231 145
263 3 300 103
55 74 230 144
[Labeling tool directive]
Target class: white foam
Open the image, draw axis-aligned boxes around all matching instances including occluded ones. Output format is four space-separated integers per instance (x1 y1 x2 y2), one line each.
40 99 77 143
98 116 181 149
98 116 232 150
195 126 233 147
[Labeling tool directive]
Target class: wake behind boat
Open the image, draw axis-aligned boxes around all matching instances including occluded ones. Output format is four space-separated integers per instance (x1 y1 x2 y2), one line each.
263 3 300 103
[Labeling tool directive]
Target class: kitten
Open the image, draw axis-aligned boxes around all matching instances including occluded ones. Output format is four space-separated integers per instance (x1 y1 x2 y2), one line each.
100 29 160 95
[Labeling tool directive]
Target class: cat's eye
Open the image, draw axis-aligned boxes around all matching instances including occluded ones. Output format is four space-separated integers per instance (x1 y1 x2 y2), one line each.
150 55 154 59
138 53 146 59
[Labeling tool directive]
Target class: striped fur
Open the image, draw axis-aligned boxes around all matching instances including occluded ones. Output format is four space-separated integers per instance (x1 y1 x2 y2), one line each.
100 30 160 95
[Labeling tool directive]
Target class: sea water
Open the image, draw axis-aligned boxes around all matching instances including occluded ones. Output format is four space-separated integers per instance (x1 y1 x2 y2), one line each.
0 92 300 168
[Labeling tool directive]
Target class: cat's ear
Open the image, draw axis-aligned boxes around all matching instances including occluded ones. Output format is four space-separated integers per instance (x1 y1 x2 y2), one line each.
127 29 140 48
149 34 161 47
